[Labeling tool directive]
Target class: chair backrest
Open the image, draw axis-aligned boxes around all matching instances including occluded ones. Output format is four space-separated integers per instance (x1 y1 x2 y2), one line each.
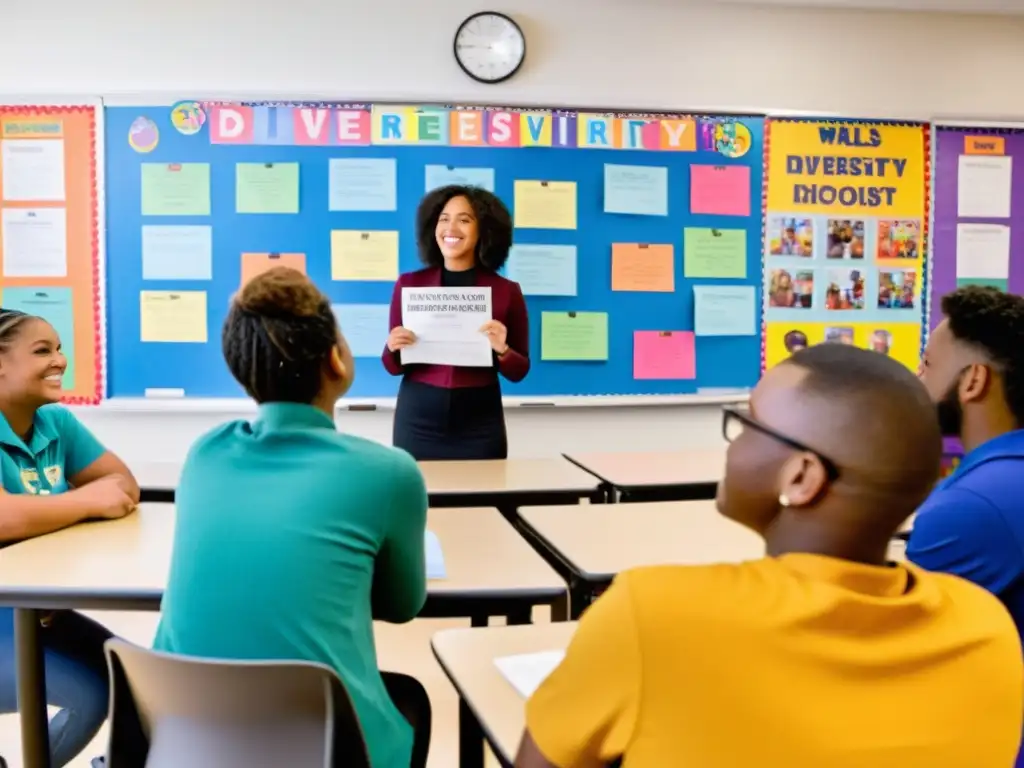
104 638 371 768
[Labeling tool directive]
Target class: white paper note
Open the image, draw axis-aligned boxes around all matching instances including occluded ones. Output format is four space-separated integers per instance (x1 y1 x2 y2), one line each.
425 530 446 579
956 223 1011 279
400 287 492 367
494 651 566 698
1 139 66 201
142 225 213 281
958 155 1012 219
1 208 67 277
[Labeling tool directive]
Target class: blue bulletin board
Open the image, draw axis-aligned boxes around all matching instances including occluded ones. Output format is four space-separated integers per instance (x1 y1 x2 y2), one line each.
104 102 765 399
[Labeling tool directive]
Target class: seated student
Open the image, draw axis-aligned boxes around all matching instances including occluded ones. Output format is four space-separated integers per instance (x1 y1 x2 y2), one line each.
516 344 1023 768
154 268 432 768
0 308 140 768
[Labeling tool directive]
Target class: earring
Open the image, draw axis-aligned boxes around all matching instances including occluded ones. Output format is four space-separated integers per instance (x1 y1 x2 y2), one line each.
779 494 791 507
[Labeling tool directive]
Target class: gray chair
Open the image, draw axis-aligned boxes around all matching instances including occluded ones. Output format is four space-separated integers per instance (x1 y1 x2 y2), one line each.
103 638 371 768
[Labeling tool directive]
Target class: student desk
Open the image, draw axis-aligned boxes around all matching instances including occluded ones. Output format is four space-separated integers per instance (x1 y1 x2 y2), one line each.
433 623 577 768
518 500 765 618
0 504 567 768
564 449 725 502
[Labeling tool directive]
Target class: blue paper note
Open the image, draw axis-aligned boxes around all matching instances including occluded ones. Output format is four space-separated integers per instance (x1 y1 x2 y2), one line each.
4 287 76 387
332 304 390 358
604 164 669 216
425 529 446 579
425 165 495 193
329 158 397 211
506 245 577 296
694 285 757 336
141 226 213 281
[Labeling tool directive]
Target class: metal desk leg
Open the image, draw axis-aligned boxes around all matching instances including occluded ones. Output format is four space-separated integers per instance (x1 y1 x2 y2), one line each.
15 608 50 768
459 698 485 768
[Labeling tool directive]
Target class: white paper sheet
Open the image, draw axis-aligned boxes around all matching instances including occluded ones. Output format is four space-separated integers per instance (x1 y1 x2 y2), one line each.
958 155 1012 219
956 223 1011 279
1 208 67 277
1 139 66 201
425 529 446 579
400 286 492 367
494 651 566 698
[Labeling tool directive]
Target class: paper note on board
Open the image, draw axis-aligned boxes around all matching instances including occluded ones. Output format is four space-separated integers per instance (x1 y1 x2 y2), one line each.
3 287 75 388
329 158 397 211
693 285 757 336
1 208 67 278
958 155 1012 219
494 651 566 698
425 165 495 193
541 312 608 361
611 243 674 292
683 228 747 279
142 225 212 281
690 165 750 217
330 230 399 281
332 304 390 358
425 530 446 580
634 331 696 380
506 245 577 296
140 291 208 343
514 181 577 230
141 163 211 216
956 223 1011 280
241 253 307 288
604 164 668 216
1 138 65 202
236 162 299 214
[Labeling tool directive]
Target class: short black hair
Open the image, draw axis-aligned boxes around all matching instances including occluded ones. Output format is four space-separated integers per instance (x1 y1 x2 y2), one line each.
942 285 1024 427
222 268 338 404
416 185 512 271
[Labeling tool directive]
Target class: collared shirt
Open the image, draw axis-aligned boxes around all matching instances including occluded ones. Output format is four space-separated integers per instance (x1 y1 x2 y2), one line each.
0 405 105 495
154 402 429 768
526 555 1022 767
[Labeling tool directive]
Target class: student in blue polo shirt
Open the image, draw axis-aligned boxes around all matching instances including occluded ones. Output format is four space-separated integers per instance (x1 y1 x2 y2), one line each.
154 267 432 768
0 308 140 767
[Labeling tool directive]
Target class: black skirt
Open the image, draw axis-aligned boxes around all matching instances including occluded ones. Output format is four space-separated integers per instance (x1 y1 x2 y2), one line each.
393 379 507 461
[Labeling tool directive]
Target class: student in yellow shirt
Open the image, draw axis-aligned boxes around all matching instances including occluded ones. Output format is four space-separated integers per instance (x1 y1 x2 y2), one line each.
516 344 1023 768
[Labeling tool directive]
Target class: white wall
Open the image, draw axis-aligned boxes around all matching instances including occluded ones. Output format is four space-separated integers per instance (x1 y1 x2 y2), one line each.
2 0 1020 461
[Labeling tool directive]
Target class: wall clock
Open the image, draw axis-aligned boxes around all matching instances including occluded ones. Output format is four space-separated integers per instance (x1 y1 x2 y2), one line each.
453 12 526 84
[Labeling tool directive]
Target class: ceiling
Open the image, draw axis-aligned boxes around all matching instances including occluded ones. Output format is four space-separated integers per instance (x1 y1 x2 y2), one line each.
712 0 1024 14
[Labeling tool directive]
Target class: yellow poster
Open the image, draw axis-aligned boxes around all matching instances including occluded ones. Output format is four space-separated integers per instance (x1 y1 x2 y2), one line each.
763 120 926 372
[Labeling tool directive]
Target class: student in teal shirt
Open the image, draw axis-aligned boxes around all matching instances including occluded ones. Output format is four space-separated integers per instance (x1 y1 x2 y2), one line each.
154 267 432 767
0 308 140 768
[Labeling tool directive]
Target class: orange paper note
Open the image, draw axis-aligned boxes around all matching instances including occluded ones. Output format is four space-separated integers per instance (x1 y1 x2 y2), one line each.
611 243 675 292
965 136 1005 156
240 252 306 287
633 331 696 380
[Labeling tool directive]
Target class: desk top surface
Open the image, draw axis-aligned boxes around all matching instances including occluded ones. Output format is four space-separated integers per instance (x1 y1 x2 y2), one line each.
432 622 577 762
566 450 725 488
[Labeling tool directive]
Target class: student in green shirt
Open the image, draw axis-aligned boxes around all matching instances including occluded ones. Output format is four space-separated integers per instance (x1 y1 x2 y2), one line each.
0 308 140 768
154 267 432 767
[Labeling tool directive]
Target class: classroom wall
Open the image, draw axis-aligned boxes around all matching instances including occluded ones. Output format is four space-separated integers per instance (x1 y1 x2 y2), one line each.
4 0 1024 460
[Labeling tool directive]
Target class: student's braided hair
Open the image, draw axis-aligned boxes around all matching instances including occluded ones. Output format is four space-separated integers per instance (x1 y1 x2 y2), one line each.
0 309 33 353
222 268 339 404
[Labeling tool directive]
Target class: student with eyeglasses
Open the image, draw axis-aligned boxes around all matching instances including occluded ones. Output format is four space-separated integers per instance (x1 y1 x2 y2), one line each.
514 344 1022 768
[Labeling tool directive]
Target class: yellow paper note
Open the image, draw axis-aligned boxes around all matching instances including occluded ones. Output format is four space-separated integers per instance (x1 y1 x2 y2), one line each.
514 181 577 230
140 291 208 343
331 230 399 281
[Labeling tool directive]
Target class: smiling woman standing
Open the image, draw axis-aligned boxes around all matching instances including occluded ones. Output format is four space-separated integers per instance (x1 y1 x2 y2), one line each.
382 185 530 460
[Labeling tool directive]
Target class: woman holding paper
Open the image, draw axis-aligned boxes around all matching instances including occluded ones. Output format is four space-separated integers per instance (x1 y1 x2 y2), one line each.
383 185 530 460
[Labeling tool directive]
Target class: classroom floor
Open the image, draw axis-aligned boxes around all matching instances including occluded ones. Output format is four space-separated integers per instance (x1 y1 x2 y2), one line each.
0 608 536 767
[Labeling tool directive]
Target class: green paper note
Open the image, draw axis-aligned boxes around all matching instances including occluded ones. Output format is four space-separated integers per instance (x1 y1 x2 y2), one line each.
236 162 300 214
683 227 747 279
141 163 211 216
541 311 608 361
957 277 1008 291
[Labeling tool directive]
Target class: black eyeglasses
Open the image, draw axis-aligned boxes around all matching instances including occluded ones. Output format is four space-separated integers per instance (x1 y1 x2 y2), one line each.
722 406 840 481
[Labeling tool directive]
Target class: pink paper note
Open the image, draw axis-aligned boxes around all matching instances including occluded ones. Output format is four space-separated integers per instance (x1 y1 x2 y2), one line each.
633 331 696 380
690 165 751 217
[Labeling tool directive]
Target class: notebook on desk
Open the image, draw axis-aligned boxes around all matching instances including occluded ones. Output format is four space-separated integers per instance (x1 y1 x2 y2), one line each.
494 650 566 698
425 529 446 579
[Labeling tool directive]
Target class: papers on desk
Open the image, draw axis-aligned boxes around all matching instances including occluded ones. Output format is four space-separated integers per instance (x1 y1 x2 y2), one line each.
494 650 566 698
425 529 446 579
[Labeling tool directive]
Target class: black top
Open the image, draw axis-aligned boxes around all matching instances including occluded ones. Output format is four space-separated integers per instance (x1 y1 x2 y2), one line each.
441 266 477 288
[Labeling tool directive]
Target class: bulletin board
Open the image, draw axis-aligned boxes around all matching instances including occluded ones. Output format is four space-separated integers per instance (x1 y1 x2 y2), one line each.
931 125 1023 328
104 101 765 399
0 103 104 404
762 118 929 372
